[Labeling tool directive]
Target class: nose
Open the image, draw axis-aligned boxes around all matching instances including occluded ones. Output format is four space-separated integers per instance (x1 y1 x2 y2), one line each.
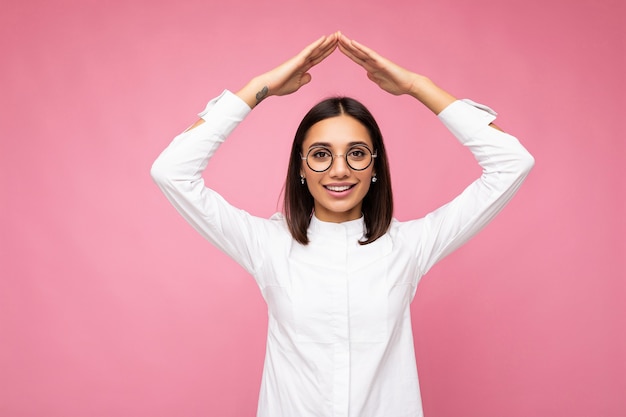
328 154 350 178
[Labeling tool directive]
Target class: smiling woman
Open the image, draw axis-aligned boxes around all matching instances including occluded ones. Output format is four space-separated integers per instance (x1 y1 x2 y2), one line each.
301 115 377 220
150 31 534 417
286 95 393 244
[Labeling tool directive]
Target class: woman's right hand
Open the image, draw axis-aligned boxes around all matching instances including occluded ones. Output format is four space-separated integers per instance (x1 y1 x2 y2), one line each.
237 33 339 108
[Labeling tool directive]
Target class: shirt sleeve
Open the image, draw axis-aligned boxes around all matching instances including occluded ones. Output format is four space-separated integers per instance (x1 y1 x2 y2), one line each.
150 90 270 275
407 99 535 277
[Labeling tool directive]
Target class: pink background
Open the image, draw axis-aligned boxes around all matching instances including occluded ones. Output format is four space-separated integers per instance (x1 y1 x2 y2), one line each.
1 0 624 416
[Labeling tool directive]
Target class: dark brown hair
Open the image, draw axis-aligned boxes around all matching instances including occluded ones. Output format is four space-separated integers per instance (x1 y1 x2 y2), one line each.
284 97 393 245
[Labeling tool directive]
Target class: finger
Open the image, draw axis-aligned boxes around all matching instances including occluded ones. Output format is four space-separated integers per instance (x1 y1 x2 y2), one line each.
320 31 339 50
338 37 375 68
337 32 353 49
308 44 337 67
342 37 386 71
301 36 338 71
305 35 328 53
348 45 378 68
309 40 337 63
338 36 359 59
338 34 366 57
349 39 380 60
307 32 338 57
339 43 379 75
338 42 365 66
308 33 338 62
293 35 330 67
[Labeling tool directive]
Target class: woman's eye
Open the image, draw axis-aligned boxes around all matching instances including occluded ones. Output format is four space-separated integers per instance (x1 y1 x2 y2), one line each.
348 148 367 159
312 150 331 159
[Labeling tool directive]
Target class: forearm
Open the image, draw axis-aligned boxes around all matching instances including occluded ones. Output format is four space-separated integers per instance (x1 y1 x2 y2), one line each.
407 75 456 115
438 100 534 176
152 91 251 183
408 76 503 131
182 33 333 131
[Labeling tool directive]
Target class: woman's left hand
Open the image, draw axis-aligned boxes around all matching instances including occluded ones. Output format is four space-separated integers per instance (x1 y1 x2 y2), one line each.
338 32 456 114
338 33 418 96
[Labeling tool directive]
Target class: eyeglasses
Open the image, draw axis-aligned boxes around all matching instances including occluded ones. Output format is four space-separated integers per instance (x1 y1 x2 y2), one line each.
301 145 377 173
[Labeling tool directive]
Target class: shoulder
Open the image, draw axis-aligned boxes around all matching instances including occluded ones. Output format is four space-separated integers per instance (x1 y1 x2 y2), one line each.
386 216 428 242
264 212 293 240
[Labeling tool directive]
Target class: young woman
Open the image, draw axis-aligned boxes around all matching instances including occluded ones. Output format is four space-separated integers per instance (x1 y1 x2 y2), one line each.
151 32 534 417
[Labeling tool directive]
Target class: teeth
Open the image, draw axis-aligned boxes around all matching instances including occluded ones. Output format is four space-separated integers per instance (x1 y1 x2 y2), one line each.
326 185 352 192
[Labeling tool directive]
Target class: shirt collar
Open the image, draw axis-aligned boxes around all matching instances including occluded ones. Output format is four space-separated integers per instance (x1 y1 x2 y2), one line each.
308 214 366 240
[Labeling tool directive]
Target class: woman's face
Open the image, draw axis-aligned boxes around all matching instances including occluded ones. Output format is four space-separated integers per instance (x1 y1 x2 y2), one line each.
300 115 376 223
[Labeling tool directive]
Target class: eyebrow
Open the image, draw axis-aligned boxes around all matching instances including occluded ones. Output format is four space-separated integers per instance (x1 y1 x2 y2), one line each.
307 141 372 149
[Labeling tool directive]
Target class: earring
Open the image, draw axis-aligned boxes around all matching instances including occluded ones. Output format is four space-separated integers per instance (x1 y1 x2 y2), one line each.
371 175 377 183
300 175 305 185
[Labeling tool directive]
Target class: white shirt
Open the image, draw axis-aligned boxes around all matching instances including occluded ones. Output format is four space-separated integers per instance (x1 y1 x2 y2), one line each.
151 90 534 417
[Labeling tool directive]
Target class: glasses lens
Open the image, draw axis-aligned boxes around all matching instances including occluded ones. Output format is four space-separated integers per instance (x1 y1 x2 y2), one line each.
346 145 373 171
306 147 333 172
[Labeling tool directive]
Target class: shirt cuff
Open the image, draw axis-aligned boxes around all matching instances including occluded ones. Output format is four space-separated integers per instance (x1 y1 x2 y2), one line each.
437 99 498 142
198 90 252 121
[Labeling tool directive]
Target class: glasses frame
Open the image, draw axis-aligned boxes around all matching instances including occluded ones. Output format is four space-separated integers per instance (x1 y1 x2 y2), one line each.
301 145 377 173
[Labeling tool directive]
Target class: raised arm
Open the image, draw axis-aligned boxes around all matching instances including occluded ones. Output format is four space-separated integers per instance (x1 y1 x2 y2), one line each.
185 33 339 132
151 33 340 273
338 32 534 276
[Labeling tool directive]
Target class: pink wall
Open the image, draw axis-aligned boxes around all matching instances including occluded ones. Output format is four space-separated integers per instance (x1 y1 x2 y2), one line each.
1 0 624 416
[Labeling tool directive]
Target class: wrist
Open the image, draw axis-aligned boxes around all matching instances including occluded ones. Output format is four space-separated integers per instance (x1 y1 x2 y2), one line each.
407 74 432 99
236 77 271 109
407 75 456 114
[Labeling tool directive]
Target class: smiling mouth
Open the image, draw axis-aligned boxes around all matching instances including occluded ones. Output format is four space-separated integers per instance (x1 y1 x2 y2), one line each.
324 184 355 192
